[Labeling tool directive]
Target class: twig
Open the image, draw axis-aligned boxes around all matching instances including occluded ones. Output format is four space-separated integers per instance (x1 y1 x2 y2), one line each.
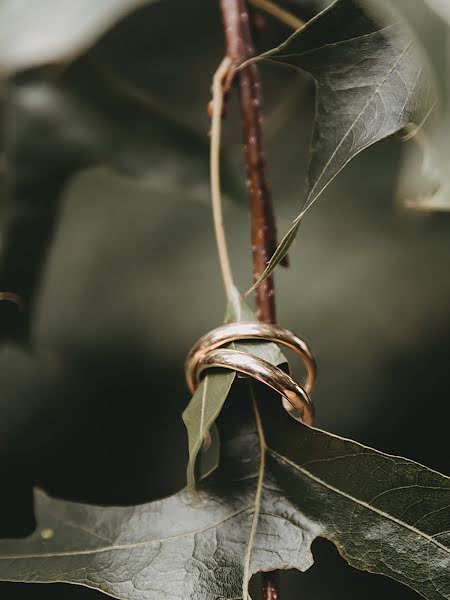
248 0 304 30
220 1 282 598
221 0 278 324
210 56 235 303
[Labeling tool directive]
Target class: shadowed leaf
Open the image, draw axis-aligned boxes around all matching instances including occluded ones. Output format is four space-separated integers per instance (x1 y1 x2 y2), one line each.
0 388 448 600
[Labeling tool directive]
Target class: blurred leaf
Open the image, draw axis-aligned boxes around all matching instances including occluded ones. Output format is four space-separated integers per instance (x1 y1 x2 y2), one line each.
0 0 158 77
251 0 436 285
397 125 450 212
183 288 286 489
425 0 450 24
0 59 214 330
0 390 448 600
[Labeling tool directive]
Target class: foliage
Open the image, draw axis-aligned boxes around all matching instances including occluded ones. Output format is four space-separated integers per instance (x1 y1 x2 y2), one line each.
0 1 449 600
1 391 449 600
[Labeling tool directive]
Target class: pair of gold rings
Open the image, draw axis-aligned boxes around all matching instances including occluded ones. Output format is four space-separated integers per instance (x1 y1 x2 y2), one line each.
185 322 316 426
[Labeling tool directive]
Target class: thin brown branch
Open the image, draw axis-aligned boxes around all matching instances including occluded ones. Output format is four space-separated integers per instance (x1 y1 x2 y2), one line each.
220 0 279 325
220 1 282 598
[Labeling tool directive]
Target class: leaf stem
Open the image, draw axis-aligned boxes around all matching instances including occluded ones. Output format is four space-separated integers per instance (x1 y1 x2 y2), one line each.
248 0 304 30
210 56 235 303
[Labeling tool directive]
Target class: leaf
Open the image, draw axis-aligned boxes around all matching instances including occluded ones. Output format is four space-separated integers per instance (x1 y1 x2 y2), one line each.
397 124 450 212
0 59 215 336
0 0 157 77
250 0 436 287
425 0 450 23
1 386 448 600
183 287 286 488
245 221 300 297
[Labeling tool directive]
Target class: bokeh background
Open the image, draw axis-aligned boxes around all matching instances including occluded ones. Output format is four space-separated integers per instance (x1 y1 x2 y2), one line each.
0 0 449 598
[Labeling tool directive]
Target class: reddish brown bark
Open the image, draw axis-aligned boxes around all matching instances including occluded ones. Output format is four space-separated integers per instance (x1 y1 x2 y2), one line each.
220 0 278 324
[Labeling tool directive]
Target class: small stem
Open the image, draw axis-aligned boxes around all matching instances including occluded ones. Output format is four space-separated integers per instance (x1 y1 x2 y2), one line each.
248 0 304 30
210 56 235 303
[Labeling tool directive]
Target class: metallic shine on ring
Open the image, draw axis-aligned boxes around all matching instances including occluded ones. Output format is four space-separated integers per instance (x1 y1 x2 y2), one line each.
195 348 314 425
185 322 316 396
0 292 25 311
185 322 316 426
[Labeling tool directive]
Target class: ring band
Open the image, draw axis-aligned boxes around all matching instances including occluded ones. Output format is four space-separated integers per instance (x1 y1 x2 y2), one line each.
0 292 25 312
185 322 316 395
195 348 314 425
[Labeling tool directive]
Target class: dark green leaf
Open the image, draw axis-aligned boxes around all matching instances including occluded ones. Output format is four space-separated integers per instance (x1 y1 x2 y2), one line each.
245 221 300 297
1 387 448 600
0 0 157 76
252 0 436 285
263 0 435 210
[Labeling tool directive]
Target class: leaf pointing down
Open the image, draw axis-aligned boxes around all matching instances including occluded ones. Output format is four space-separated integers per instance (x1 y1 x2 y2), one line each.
1 385 448 600
250 0 436 289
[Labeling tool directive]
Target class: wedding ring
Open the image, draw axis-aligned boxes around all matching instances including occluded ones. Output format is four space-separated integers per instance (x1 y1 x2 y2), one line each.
195 348 314 425
0 292 25 311
185 322 316 395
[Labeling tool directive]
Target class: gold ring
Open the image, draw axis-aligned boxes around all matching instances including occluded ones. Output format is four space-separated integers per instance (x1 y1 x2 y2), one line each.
195 348 314 425
185 322 316 395
0 292 25 312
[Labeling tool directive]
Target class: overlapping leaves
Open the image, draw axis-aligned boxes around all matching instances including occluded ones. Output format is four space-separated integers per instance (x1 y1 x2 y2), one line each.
0 387 448 600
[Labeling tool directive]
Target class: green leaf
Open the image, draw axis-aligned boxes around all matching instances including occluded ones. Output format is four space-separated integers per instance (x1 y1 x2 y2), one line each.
425 0 450 23
183 287 286 489
245 221 300 297
251 0 436 286
397 125 450 212
0 0 158 77
1 387 448 600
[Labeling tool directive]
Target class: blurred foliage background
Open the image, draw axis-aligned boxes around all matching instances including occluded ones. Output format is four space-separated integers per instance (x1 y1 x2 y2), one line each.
0 0 449 598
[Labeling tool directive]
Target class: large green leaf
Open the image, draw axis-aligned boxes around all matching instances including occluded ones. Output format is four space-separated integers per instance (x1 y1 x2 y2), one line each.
0 0 157 77
249 0 436 289
183 288 286 488
0 387 448 600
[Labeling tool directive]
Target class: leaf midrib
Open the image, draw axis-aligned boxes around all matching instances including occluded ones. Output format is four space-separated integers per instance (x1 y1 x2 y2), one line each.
0 504 254 561
305 39 414 206
269 448 450 556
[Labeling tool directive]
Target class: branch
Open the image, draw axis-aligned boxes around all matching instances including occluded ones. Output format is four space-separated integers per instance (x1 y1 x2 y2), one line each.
220 0 278 324
220 1 282 597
